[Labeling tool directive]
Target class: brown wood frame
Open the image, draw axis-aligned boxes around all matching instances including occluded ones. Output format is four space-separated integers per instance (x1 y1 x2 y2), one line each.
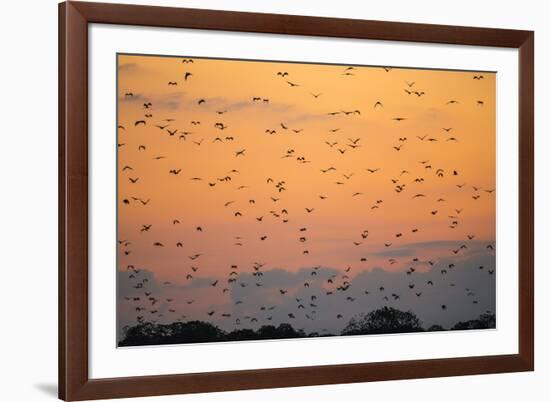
59 1 534 400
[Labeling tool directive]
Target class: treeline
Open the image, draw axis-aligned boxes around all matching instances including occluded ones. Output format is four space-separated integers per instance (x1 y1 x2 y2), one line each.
119 307 496 346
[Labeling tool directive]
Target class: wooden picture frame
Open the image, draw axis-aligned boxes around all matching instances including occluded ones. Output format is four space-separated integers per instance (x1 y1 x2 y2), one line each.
59 1 534 400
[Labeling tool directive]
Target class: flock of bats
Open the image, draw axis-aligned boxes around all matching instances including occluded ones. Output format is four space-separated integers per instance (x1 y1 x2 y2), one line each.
118 58 495 336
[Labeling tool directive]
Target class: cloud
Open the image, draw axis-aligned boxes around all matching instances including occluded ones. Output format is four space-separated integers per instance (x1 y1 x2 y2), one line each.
218 98 297 115
371 240 493 260
398 240 488 250
220 252 495 333
118 93 149 103
117 268 161 299
178 276 218 290
118 252 496 338
155 91 187 110
372 248 415 257
286 112 333 125
118 62 139 73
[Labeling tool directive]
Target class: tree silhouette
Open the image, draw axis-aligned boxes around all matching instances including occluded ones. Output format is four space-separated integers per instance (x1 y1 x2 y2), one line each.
118 310 495 346
427 324 446 332
225 328 258 341
257 323 306 339
341 306 424 335
119 320 225 346
451 312 495 330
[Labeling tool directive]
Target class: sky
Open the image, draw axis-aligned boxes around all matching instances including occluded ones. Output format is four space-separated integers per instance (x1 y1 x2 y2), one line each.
116 54 496 341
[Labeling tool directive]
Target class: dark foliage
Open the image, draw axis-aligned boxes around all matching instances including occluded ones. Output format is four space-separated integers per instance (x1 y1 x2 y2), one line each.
451 312 496 330
120 321 307 346
119 309 495 346
427 324 446 331
119 320 225 346
342 306 424 335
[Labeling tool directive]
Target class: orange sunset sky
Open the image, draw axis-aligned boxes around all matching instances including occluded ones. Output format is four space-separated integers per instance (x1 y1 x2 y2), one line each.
116 53 496 336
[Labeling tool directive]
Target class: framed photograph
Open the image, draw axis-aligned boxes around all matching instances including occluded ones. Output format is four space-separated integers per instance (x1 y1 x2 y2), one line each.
59 1 534 400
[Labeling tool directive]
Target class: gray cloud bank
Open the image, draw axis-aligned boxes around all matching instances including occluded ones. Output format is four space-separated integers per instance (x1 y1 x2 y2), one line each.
118 250 496 339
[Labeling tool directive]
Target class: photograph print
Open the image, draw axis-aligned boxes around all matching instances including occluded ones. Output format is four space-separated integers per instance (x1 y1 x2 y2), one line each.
117 54 496 347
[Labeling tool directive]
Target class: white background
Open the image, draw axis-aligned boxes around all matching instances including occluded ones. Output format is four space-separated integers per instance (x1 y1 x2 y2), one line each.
0 0 546 401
